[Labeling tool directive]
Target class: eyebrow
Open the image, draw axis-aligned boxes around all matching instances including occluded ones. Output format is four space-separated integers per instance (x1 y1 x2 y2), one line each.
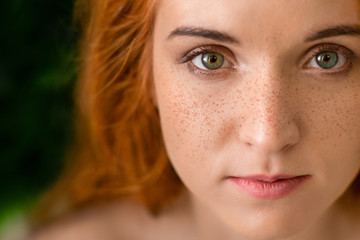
167 26 240 44
306 25 360 41
167 25 360 44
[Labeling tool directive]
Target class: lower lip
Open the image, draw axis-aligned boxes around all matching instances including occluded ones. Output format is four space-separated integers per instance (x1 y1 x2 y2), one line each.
229 175 310 199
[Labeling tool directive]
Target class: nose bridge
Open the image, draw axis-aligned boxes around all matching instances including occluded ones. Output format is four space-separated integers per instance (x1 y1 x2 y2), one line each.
256 80 287 132
241 70 300 155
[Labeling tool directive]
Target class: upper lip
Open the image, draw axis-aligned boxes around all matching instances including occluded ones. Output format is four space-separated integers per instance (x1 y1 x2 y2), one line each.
229 175 307 183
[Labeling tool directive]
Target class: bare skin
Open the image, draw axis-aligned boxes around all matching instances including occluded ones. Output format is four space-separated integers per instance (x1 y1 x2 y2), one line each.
30 194 196 240
30 0 360 239
30 192 360 240
152 0 360 239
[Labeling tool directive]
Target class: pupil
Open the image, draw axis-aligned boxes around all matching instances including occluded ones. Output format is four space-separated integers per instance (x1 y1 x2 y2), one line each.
209 55 218 63
323 54 331 63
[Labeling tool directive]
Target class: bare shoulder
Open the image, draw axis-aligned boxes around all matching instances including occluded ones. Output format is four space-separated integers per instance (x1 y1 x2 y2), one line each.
29 194 195 240
28 204 119 240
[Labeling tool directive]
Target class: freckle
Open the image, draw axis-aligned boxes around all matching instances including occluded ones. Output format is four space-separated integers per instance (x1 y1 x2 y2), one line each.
183 109 190 116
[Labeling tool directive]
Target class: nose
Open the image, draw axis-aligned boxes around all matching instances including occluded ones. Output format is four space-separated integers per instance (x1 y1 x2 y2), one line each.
240 80 300 155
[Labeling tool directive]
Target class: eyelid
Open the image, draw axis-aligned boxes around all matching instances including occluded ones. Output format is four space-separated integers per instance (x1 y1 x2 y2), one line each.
178 45 237 67
303 43 355 72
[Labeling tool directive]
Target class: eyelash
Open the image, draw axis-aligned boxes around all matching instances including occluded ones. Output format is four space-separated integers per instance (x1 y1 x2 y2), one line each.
179 43 355 77
303 43 355 75
179 45 237 78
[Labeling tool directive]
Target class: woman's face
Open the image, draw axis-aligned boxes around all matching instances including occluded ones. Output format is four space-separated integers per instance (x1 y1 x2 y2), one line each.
153 0 360 239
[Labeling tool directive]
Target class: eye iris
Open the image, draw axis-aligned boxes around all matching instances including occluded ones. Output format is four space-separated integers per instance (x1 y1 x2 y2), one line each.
316 51 338 69
202 53 224 70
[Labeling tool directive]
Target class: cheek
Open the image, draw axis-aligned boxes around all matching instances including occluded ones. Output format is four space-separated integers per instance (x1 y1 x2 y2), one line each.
301 83 360 196
306 88 360 143
314 87 360 154
153 66 234 184
155 73 212 164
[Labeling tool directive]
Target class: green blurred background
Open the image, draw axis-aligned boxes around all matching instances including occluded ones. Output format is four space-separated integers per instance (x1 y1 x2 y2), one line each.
1 0 76 232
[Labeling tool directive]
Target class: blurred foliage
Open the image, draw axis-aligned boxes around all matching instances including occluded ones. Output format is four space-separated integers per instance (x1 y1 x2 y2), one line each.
0 0 77 223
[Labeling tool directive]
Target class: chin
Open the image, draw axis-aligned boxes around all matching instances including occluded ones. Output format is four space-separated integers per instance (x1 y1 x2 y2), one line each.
232 223 305 240
223 209 313 240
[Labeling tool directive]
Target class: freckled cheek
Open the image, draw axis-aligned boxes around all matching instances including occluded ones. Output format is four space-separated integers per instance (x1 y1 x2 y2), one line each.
302 90 360 181
158 91 204 147
155 84 220 163
153 65 205 167
311 94 360 144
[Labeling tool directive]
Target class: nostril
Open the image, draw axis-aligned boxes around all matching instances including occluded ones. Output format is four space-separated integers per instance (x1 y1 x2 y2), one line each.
280 143 292 152
245 142 253 149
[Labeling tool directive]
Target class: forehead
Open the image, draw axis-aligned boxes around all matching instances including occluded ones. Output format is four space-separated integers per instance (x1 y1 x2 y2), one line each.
155 0 360 42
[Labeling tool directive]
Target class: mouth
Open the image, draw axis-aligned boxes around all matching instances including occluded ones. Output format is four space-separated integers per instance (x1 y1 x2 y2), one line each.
228 175 311 199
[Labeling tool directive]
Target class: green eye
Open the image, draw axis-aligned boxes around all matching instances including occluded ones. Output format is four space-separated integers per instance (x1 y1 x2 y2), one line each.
201 52 224 70
316 51 338 69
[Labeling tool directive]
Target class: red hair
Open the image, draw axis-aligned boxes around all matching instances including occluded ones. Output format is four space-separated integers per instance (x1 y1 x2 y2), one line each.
31 0 360 229
32 0 183 228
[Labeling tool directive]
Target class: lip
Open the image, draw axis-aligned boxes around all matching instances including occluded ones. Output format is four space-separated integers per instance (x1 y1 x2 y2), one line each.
228 175 311 199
